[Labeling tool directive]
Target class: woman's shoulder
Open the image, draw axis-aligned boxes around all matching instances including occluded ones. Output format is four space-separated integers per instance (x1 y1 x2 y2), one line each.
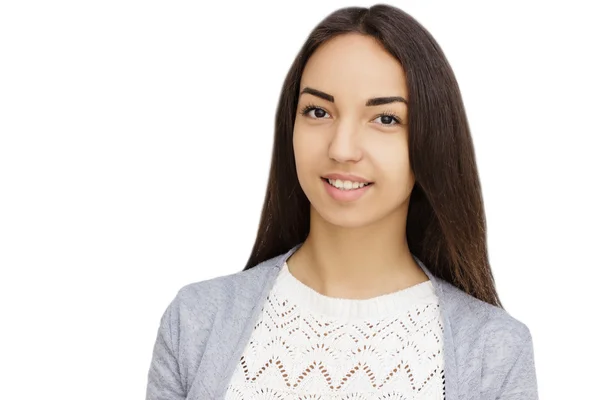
148 264 279 396
170 262 276 314
437 278 537 397
438 278 532 342
170 251 291 311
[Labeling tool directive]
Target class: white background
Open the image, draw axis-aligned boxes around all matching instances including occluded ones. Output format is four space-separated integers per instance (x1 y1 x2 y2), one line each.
1 0 598 398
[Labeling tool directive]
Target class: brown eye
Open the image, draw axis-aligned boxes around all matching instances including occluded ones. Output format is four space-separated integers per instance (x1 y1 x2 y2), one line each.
373 112 402 126
300 105 330 119
312 108 328 118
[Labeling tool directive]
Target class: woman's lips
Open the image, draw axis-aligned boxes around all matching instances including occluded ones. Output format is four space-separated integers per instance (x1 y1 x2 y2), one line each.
322 178 373 202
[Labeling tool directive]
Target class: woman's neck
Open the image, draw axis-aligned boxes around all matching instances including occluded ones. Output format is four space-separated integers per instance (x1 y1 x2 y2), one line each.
286 208 429 300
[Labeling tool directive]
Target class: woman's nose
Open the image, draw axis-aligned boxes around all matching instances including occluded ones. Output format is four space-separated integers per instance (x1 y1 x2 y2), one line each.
327 124 363 163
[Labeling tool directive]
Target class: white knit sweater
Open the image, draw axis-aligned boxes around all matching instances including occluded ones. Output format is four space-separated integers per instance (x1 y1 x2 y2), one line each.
225 262 446 399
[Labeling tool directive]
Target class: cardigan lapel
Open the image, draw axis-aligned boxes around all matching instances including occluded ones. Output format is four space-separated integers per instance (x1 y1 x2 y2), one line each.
211 247 298 399
413 256 459 400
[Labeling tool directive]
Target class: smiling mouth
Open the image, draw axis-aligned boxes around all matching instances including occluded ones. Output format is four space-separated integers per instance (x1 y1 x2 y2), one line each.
321 177 373 191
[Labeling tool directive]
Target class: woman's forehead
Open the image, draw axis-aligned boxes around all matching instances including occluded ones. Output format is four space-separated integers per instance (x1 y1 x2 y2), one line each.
301 35 408 99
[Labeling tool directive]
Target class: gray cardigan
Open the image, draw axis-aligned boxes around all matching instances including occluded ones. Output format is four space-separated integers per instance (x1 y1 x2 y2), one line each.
146 245 538 399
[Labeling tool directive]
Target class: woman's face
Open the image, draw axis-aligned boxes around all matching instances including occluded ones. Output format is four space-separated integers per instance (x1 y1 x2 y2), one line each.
293 33 414 228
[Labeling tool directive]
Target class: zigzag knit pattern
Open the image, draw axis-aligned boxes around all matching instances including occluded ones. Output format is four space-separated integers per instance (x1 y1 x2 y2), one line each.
225 262 446 399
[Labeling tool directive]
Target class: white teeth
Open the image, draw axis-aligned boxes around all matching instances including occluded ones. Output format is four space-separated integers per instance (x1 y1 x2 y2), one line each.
327 178 369 190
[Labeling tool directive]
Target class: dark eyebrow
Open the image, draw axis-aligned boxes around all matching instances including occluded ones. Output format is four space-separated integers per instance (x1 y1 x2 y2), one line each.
365 96 408 106
300 86 407 106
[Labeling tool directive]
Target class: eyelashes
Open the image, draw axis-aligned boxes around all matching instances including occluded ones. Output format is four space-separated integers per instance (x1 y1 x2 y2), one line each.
299 103 404 126
299 103 322 116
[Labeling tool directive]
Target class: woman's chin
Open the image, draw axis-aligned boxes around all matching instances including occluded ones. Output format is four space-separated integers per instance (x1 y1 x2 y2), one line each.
312 206 378 229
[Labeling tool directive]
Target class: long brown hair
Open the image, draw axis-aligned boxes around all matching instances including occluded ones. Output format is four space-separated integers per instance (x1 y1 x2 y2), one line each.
243 4 502 308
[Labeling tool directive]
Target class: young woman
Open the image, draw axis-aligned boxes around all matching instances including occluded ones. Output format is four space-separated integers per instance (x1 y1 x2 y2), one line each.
146 5 538 400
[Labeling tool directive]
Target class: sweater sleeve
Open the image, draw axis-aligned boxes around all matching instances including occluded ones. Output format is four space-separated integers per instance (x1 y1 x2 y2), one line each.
495 329 539 400
145 299 186 400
